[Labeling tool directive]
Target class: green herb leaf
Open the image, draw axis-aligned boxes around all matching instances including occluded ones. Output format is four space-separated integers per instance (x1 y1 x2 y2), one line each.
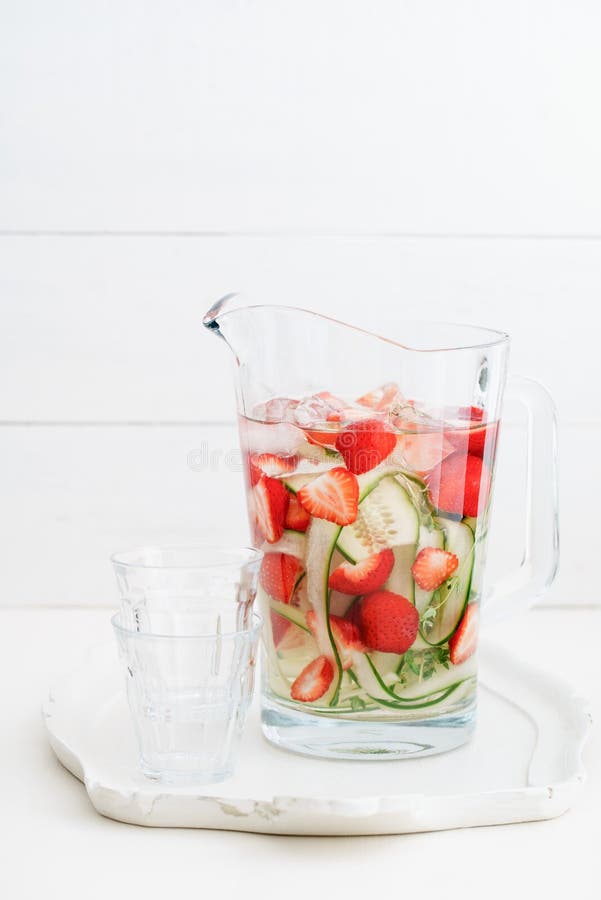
349 695 367 711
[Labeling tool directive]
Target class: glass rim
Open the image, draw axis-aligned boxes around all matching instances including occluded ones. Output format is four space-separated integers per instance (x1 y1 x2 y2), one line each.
110 545 263 572
111 609 263 641
214 302 510 353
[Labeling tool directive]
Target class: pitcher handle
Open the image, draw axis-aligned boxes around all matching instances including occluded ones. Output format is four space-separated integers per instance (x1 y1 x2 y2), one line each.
483 376 559 623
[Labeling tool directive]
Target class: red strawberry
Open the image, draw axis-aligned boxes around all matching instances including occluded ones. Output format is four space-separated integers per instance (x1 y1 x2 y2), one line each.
270 611 306 650
456 405 485 423
335 419 397 474
328 548 394 595
247 456 262 487
445 421 498 460
354 590 419 654
253 475 289 543
284 494 311 532
449 604 479 665
259 552 304 604
314 391 346 410
465 422 498 459
251 452 299 478
270 611 291 647
297 467 359 526
426 452 491 518
356 383 401 411
444 406 496 460
411 547 459 591
303 427 340 449
290 655 334 702
306 611 364 669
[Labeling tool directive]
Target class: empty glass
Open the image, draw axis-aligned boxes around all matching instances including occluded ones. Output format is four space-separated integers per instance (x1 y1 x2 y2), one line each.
111 547 262 783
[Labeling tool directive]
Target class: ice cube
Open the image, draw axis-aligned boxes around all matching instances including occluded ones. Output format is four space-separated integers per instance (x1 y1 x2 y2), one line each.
252 397 299 423
292 392 347 427
244 419 306 456
391 432 456 474
356 382 406 413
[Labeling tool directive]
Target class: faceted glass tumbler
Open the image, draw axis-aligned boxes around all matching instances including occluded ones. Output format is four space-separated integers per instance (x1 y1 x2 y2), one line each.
111 547 262 784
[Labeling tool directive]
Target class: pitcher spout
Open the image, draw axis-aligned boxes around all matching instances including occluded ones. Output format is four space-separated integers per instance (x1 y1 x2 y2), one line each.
202 292 240 339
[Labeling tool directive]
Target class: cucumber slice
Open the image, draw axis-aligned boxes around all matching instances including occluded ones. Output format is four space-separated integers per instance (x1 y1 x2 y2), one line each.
413 525 445 614
420 518 475 646
268 599 310 632
261 529 307 559
328 549 359 617
462 516 478 533
280 472 319 494
384 544 416 601
304 466 404 706
336 476 419 562
305 516 345 704
350 652 473 710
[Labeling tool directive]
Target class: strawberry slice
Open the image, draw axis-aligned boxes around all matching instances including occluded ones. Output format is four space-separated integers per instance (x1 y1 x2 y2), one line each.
445 420 498 460
259 552 304 604
251 452 299 479
335 419 397 475
328 548 394 595
314 391 346 410
449 603 479 665
284 494 311 532
353 590 419 654
456 405 485 423
297 467 359 526
411 547 459 591
464 422 498 459
306 611 364 669
253 475 290 543
270 611 306 650
356 383 401 411
444 406 496 460
290 655 334 702
426 452 491 518
303 427 340 449
270 611 291 646
248 456 263 487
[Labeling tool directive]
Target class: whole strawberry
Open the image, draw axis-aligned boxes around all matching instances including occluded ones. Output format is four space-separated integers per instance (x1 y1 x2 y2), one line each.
352 590 419 654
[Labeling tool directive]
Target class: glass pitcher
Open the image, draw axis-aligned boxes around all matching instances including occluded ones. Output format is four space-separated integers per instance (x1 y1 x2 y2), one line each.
203 296 558 760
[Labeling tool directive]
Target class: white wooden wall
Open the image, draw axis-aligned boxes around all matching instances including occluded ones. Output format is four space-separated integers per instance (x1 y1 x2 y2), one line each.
1 2 600 608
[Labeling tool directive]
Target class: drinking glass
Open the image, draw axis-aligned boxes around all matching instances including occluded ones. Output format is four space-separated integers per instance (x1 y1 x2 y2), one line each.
111 546 262 783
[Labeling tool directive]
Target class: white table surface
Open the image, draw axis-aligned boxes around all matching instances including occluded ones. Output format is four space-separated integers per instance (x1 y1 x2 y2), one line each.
3 605 599 900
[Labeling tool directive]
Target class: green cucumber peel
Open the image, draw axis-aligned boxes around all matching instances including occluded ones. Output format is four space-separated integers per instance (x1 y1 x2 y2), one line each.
335 542 356 565
326 469 406 702
306 465 421 709
366 679 470 711
360 652 461 705
305 518 345 706
269 600 310 632
323 532 344 706
418 518 475 646
301 701 381 715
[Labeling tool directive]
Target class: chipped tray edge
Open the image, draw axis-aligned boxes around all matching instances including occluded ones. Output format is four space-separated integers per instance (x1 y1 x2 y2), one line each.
44 639 592 836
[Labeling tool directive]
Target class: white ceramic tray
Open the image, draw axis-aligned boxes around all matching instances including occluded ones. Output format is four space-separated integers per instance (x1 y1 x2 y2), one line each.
44 639 591 835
